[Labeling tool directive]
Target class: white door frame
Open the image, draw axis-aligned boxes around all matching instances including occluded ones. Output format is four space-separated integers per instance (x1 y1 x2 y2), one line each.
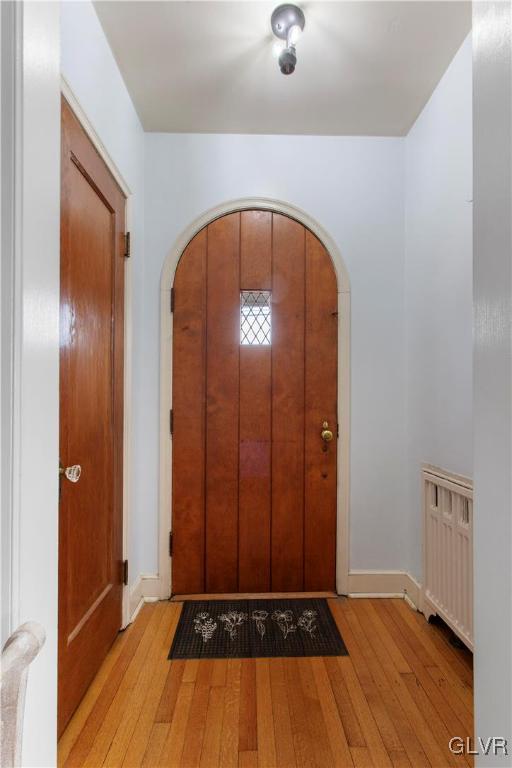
60 77 134 629
2 4 61 765
158 198 351 598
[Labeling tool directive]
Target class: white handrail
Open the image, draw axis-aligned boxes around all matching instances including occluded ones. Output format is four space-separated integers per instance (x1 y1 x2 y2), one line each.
1 622 45 768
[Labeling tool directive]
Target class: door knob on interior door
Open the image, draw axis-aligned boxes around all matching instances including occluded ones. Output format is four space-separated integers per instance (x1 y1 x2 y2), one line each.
321 421 334 442
59 463 82 483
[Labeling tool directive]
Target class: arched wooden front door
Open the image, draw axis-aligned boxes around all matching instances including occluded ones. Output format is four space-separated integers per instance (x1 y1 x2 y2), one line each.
171 210 338 594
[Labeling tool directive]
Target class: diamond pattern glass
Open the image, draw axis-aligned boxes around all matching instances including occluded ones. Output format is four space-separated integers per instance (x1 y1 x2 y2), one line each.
240 290 271 346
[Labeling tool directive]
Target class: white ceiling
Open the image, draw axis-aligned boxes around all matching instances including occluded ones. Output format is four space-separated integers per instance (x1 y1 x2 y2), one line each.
94 1 471 136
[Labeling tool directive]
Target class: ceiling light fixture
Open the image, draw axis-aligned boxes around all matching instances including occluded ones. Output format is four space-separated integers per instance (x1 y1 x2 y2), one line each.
271 3 305 76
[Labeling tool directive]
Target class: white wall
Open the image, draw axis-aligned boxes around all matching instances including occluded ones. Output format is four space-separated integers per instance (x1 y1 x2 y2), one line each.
473 3 512 762
60 0 146 588
404 35 473 581
143 133 408 577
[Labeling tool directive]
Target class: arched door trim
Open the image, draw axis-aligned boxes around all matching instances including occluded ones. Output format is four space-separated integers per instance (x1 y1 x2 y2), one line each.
155 198 350 604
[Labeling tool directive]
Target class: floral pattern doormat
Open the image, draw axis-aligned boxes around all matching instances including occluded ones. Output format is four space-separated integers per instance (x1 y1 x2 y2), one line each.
168 599 348 659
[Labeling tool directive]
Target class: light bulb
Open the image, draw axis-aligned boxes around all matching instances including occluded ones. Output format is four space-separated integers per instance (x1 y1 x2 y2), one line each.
288 24 302 46
272 40 285 58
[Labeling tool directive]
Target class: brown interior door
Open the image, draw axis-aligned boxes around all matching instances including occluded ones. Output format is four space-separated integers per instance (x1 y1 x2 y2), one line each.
58 98 125 734
172 210 337 594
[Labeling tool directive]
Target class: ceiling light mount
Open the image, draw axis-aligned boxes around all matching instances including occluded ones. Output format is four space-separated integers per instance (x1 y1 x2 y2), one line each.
271 4 305 75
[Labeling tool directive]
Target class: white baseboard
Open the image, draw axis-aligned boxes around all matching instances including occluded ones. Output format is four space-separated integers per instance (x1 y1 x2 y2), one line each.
348 570 421 609
127 570 422 625
129 574 162 622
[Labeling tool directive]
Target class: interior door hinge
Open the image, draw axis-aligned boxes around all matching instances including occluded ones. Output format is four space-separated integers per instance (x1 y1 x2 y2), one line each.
337 423 340 438
170 287 175 313
122 559 128 586
169 532 173 557
170 409 173 436
124 232 131 258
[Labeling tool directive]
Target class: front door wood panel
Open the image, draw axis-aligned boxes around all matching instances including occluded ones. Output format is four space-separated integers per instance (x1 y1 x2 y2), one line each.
172 210 337 594
239 211 272 591
304 230 338 588
171 230 207 595
205 214 240 592
271 215 306 591
59 98 125 734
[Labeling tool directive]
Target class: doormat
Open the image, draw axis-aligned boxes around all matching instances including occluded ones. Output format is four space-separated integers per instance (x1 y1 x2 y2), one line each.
168 598 348 659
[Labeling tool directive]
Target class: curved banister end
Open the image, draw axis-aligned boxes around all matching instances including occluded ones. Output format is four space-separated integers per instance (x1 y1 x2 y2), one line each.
1 622 46 768
2 622 46 674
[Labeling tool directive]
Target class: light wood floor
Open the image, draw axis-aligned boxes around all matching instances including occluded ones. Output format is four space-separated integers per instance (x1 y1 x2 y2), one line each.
58 598 474 768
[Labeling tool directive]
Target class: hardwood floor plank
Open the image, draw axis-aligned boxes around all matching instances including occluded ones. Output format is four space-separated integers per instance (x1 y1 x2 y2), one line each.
297 658 335 768
284 658 318 768
388 749 413 768
155 660 185 723
141 723 169 768
269 659 296 768
180 660 214 768
310 658 353 767
239 752 259 768
323 657 366 749
219 659 241 768
211 658 228 687
350 746 374 768
182 658 200 683
256 660 277 767
158 681 195 767
239 659 258 752
199 684 226 768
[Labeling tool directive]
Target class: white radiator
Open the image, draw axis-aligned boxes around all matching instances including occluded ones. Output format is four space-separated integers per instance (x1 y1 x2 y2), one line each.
422 465 473 650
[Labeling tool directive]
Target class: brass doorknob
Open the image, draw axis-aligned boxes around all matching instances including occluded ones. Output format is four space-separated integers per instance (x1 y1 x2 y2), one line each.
321 421 333 442
59 463 82 483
